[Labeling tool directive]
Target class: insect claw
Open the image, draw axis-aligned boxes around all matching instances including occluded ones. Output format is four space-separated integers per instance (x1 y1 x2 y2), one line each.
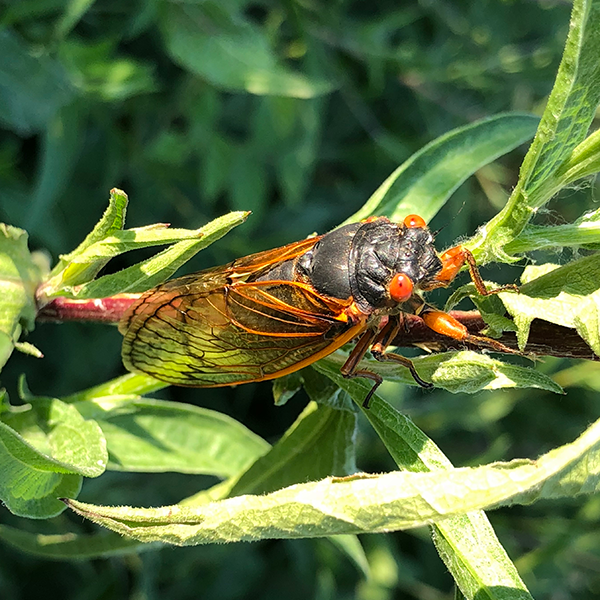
464 334 521 355
417 377 434 389
362 382 381 409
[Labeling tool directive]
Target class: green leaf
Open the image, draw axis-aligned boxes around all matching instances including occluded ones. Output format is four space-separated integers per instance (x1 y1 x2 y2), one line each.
24 105 86 239
43 188 128 290
40 190 249 298
498 256 600 354
0 224 43 371
178 388 358 507
505 206 600 253
51 188 127 268
62 412 600 548
73 395 270 476
554 125 600 187
64 373 168 403
345 113 539 225
470 0 600 263
520 0 600 198
270 97 323 206
161 3 335 99
200 133 232 205
63 210 249 297
328 535 370 580
0 29 75 134
229 147 268 217
0 525 152 559
3 396 107 478
317 350 563 395
227 395 357 497
0 421 82 518
271 372 304 406
54 0 97 39
56 226 211 288
58 38 158 101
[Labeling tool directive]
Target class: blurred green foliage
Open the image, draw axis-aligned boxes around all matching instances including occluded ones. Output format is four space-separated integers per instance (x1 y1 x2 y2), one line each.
3 0 600 599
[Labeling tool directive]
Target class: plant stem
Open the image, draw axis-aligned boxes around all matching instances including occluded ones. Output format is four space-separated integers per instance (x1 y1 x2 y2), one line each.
36 294 139 324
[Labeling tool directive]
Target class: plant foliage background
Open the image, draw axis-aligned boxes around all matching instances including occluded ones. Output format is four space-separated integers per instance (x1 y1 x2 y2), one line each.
2 0 600 599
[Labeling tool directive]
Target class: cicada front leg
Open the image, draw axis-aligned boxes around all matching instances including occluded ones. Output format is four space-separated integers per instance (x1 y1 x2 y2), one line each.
437 245 519 295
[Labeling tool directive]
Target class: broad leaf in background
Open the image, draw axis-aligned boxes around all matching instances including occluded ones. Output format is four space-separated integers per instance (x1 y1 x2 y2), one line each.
0 421 82 518
3 392 108 478
3 378 268 477
74 395 269 476
225 388 357 498
161 2 335 99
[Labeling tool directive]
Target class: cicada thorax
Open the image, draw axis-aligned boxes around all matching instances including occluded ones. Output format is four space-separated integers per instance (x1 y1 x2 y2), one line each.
268 217 444 317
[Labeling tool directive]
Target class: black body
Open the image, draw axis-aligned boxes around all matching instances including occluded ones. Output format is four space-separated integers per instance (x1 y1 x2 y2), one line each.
258 218 443 314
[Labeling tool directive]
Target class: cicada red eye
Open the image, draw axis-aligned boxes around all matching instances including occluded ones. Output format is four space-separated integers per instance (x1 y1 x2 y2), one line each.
389 273 414 302
403 214 427 229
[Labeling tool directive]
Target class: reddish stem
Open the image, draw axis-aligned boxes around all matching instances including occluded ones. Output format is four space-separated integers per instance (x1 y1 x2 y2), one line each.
36 294 139 324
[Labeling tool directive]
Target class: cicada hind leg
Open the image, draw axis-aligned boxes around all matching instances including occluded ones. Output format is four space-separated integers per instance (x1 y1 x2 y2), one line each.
340 315 432 409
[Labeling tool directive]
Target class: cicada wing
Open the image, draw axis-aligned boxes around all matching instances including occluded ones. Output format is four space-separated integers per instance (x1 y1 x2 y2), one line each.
119 233 324 334
121 278 365 387
180 235 322 286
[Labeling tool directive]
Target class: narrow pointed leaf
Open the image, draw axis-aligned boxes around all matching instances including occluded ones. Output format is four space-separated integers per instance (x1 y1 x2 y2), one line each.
69 211 249 297
0 525 152 559
63 417 600 548
346 113 538 225
470 0 600 262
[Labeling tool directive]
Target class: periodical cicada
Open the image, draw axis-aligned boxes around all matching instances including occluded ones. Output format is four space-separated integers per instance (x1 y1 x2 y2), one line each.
119 215 518 406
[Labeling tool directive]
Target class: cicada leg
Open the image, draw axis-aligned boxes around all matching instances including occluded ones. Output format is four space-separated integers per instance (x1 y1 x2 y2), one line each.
421 310 520 355
341 316 432 409
368 315 433 403
437 245 519 295
340 327 382 404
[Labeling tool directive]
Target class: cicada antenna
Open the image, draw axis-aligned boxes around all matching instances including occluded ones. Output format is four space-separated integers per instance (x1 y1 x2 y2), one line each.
430 200 467 237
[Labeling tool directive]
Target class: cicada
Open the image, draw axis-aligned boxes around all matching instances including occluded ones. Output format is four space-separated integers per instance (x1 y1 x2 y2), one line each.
119 215 517 406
